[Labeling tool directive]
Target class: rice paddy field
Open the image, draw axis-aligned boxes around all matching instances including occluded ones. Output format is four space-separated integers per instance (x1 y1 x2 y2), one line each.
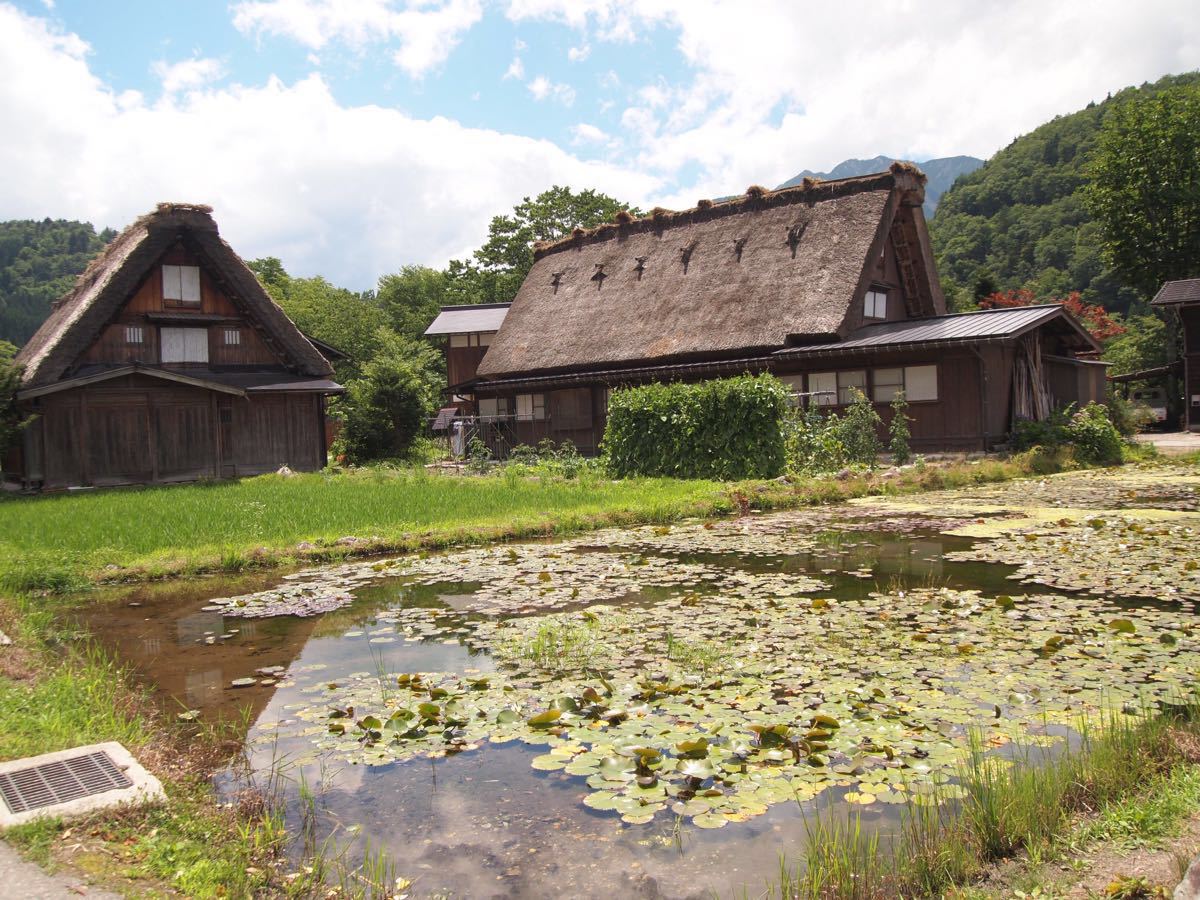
71 460 1200 897
0 468 729 588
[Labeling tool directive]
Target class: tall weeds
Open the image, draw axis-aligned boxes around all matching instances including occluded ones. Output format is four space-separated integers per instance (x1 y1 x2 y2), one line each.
772 702 1199 899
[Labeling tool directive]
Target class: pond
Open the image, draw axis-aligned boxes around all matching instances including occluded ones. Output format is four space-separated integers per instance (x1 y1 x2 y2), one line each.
81 465 1200 898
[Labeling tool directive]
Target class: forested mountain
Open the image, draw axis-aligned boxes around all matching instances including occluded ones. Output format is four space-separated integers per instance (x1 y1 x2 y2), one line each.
929 72 1200 314
0 219 114 346
779 155 983 217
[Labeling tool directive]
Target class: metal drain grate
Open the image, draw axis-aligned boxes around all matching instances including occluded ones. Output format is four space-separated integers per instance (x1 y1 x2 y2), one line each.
0 750 132 814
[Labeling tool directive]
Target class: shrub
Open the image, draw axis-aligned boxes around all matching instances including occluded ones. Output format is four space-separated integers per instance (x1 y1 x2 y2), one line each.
339 335 439 463
1067 402 1125 464
1106 389 1158 436
783 403 847 475
1011 402 1125 465
1011 407 1072 451
603 375 789 479
835 388 883 467
889 392 912 464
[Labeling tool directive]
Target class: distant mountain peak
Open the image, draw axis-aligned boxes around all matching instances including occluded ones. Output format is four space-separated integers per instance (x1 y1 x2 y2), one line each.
778 155 984 217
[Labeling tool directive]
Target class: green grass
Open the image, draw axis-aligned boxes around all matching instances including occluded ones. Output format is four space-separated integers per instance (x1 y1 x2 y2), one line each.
0 448 1088 592
769 705 1200 899
0 467 728 588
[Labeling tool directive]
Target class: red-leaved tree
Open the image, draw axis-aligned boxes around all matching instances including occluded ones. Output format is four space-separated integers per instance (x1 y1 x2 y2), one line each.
979 289 1126 342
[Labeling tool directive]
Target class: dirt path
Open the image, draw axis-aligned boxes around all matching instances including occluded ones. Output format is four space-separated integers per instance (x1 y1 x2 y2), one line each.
1059 814 1200 897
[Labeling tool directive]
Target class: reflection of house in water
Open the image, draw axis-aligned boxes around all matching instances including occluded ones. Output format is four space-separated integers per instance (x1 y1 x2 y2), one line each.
176 610 227 645
185 669 225 708
876 538 944 580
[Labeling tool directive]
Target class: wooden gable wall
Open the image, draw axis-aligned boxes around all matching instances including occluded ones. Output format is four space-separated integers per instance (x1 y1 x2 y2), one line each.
80 244 284 370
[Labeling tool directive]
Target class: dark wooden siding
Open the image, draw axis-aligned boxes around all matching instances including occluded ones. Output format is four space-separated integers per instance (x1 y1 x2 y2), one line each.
448 346 488 387
1183 308 1200 430
80 243 282 369
30 376 325 489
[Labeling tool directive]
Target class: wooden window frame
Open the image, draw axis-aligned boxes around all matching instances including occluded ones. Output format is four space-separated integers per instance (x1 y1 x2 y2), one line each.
863 288 888 320
124 325 144 345
223 328 241 346
162 265 202 307
870 364 939 404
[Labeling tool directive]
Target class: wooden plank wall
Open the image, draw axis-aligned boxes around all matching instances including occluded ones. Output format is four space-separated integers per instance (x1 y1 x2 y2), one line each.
80 243 281 368
447 347 489 387
34 376 324 489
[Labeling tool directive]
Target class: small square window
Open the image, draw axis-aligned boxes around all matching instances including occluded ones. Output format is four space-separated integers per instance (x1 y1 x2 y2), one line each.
873 367 904 402
837 370 867 405
904 365 938 402
809 372 837 407
863 289 887 319
224 328 241 346
516 394 546 421
162 265 201 305
124 326 144 345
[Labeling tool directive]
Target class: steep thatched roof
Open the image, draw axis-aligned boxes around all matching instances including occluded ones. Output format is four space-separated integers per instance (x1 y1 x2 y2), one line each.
477 166 940 379
16 203 333 388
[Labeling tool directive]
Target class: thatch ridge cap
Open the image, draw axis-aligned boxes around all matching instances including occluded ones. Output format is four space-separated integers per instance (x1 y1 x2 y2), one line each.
532 167 926 261
15 202 332 386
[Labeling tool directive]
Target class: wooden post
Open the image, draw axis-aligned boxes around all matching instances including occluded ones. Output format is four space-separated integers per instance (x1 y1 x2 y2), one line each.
79 389 91 486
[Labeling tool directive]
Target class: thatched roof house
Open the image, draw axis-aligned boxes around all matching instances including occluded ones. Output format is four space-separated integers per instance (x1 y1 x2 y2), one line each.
7 204 343 491
429 164 1104 455
479 167 941 378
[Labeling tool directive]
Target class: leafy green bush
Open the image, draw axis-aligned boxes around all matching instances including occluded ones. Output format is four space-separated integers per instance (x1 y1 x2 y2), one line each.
339 333 440 463
1011 407 1072 451
783 390 887 474
1067 402 1125 464
837 388 883 466
783 404 846 474
603 375 789 479
889 392 912 464
1011 402 1124 465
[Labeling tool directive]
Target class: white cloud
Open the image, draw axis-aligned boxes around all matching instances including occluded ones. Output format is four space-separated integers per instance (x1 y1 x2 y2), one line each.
507 0 1200 202
527 75 575 106
231 0 483 77
570 122 607 144
0 4 658 289
567 43 590 62
152 56 226 95
503 56 524 80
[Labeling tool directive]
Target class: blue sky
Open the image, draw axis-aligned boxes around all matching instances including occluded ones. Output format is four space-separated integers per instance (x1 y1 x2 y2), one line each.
2 0 1198 288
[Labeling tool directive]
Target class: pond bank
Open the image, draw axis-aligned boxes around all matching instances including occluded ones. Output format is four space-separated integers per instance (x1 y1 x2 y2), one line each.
0 451 1193 897
2 448 1092 593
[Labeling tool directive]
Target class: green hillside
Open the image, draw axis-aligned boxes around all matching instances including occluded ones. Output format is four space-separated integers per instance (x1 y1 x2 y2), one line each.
0 219 114 346
930 71 1200 314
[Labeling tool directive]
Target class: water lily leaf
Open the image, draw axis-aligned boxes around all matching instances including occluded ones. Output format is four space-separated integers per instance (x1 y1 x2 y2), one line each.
676 758 715 780
693 812 728 829
528 709 563 727
1108 619 1136 634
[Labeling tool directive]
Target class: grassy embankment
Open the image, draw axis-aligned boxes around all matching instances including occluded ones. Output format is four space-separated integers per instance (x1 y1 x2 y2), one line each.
765 704 1200 899
0 448 1162 896
0 449 1092 592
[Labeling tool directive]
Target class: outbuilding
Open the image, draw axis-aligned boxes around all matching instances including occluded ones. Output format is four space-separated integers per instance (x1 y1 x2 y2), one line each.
7 203 343 491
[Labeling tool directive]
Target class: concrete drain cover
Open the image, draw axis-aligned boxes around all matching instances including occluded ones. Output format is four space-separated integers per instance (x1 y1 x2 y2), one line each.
0 742 164 827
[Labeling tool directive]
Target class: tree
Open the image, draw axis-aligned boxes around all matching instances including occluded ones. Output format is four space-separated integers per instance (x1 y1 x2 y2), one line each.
1086 81 1200 297
979 288 1126 342
0 340 28 468
248 258 391 379
375 265 449 342
339 331 442 463
1102 313 1171 376
931 72 1199 316
451 186 644 305
0 219 112 345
